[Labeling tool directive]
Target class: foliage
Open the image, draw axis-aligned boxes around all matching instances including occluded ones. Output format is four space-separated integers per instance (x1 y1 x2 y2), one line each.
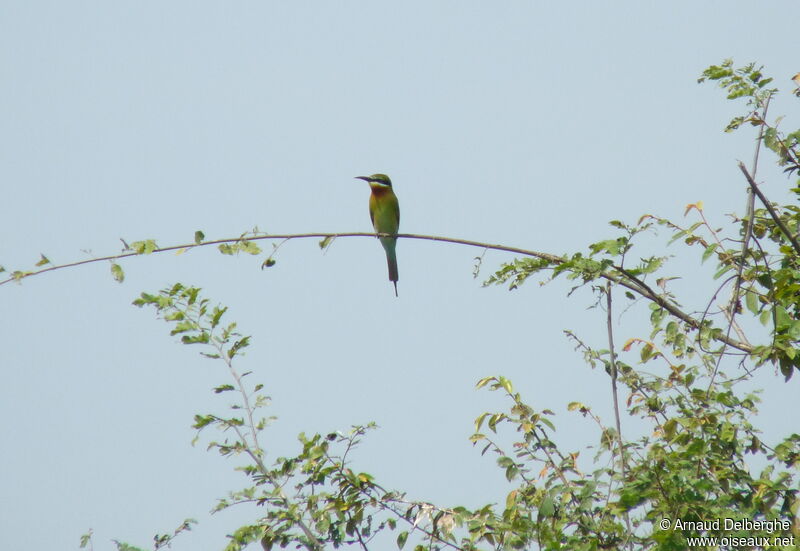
71 61 800 550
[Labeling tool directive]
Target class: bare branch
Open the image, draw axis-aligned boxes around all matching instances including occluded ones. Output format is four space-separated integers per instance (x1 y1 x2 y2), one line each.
738 162 800 255
604 282 632 547
2 231 754 355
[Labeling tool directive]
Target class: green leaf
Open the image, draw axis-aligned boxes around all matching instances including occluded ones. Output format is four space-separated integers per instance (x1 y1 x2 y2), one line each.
744 289 758 314
663 418 677 440
131 239 157 254
539 416 556 431
720 422 736 442
686 438 706 455
194 230 205 244
538 496 555 518
497 456 513 468
617 490 646 510
506 489 518 509
110 263 125 283
210 306 227 328
474 412 489 431
640 342 655 362
487 413 505 432
396 531 408 549
498 376 514 394
701 243 718 263
240 240 261 255
112 542 147 551
568 402 590 418
35 254 50 267
469 433 486 444
505 463 519 481
11 269 34 279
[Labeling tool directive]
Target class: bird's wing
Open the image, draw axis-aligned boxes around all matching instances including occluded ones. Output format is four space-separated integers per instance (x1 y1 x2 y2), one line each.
390 192 400 230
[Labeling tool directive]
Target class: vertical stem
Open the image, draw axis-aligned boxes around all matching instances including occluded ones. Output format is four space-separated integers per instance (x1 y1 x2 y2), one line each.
605 281 632 544
728 98 769 315
212 337 323 551
708 98 770 394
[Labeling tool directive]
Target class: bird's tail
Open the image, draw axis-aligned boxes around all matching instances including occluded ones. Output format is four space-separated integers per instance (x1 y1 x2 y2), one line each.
382 238 399 297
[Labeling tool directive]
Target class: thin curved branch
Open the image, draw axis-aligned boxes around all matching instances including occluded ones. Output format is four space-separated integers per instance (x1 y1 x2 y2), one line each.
0 232 559 287
2 231 754 354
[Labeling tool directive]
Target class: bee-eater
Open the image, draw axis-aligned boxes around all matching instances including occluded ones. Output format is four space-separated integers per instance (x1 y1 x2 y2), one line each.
356 173 400 297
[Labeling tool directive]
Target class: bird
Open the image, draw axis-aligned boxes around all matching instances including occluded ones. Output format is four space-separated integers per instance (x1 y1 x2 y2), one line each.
355 173 400 297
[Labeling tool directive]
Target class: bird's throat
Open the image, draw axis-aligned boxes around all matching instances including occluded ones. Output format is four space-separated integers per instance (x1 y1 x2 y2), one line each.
369 183 392 195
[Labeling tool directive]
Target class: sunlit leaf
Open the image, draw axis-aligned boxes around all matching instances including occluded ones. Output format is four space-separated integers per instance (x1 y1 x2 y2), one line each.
110 263 124 283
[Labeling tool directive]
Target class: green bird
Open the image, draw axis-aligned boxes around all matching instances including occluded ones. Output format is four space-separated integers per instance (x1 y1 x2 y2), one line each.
356 173 400 297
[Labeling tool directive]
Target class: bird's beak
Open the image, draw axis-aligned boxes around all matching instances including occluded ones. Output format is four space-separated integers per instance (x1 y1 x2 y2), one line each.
355 176 370 182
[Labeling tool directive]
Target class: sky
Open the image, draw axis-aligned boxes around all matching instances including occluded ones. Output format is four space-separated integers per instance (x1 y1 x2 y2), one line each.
1 2 799 550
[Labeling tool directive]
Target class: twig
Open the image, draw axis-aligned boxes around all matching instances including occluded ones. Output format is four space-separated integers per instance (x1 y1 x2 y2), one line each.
348 511 370 551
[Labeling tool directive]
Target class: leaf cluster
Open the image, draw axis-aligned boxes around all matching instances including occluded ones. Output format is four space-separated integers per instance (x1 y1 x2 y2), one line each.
90 61 800 551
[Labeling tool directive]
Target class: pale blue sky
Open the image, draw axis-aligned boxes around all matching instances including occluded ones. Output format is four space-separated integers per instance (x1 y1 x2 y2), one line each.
1 2 799 550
